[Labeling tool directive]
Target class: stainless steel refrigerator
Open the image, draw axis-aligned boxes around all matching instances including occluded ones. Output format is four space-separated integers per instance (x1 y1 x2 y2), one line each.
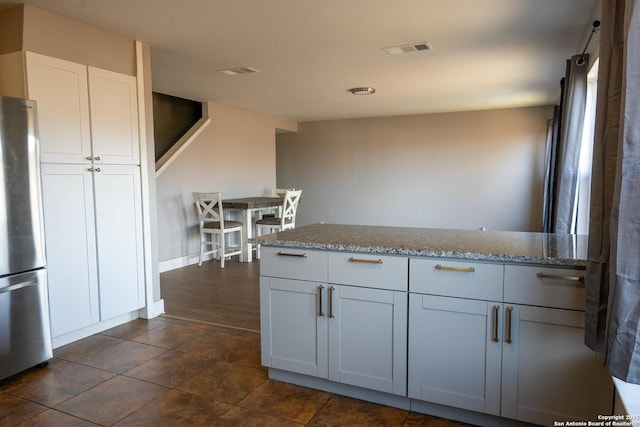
0 95 52 380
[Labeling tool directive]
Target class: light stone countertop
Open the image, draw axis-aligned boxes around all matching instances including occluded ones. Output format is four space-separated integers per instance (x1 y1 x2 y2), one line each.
250 223 587 267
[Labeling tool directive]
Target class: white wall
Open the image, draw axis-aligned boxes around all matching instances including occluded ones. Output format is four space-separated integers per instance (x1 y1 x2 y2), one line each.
156 102 296 264
276 106 552 232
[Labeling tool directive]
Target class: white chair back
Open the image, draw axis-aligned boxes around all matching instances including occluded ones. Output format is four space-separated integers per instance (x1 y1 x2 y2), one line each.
281 189 302 230
193 192 225 226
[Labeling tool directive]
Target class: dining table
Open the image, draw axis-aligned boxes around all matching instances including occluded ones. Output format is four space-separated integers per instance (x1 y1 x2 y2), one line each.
222 196 284 262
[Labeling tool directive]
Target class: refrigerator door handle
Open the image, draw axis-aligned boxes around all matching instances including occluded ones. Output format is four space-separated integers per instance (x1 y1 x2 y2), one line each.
0 278 39 294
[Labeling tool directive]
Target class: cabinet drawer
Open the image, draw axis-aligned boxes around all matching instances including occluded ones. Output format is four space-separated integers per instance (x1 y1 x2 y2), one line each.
504 265 586 310
259 247 327 282
328 253 408 291
410 258 503 301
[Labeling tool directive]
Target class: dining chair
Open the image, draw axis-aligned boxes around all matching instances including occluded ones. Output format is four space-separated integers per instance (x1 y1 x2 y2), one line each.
255 189 302 259
261 188 295 219
193 192 243 268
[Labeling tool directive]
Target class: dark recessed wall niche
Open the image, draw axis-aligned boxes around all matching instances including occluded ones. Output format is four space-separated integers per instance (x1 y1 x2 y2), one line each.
152 92 202 162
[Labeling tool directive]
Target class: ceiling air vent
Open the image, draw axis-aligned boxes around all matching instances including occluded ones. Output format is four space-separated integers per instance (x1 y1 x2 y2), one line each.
217 66 261 76
383 42 433 55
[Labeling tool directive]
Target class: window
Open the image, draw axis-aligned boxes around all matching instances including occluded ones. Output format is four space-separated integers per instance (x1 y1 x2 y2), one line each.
575 58 599 235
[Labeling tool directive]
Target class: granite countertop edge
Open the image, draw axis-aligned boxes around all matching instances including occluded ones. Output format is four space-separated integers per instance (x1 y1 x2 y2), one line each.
250 238 587 267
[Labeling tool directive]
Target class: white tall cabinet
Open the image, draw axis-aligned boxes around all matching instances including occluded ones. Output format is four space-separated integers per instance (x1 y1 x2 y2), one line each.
26 52 144 340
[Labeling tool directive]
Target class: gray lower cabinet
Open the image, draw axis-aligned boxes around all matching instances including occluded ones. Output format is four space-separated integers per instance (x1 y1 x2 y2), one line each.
260 247 407 396
408 294 503 414
260 247 613 427
409 258 614 426
501 303 612 425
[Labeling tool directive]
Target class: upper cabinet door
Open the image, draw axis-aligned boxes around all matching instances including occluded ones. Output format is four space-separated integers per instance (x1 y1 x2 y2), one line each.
25 52 92 164
88 67 140 165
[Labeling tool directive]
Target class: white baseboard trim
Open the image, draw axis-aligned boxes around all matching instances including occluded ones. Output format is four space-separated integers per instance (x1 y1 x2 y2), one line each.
159 253 213 272
139 299 165 319
52 311 139 349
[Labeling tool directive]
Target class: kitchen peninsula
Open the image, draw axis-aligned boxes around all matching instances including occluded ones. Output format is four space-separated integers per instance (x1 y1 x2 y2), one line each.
253 224 613 427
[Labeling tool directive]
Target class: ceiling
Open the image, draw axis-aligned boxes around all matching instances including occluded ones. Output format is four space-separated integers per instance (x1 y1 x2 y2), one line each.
2 0 599 122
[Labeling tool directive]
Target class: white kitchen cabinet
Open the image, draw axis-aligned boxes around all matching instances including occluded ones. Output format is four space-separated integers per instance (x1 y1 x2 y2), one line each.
86 66 140 165
24 51 144 340
25 51 139 165
40 163 99 337
25 52 91 164
93 164 144 319
260 247 408 396
41 164 144 337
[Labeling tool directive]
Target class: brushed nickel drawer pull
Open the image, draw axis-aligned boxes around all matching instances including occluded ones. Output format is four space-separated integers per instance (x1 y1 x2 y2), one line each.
317 285 325 317
505 306 513 344
492 305 500 342
536 272 584 282
277 251 307 258
435 264 475 273
348 257 383 264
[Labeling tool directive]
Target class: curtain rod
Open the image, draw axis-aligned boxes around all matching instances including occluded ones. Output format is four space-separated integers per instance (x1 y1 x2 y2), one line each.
577 20 601 66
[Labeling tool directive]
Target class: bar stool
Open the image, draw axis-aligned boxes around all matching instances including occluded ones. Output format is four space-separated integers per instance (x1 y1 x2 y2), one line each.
193 192 243 268
255 189 302 259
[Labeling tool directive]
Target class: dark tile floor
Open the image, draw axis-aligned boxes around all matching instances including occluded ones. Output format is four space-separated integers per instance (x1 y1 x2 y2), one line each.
0 316 473 426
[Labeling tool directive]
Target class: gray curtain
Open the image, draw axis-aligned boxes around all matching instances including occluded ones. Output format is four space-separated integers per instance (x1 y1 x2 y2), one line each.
542 108 560 232
542 56 590 233
585 0 640 384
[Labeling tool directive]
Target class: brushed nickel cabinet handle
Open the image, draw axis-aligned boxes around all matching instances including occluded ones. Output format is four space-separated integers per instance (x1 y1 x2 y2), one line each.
348 257 383 264
94 156 101 161
505 306 513 344
492 305 500 342
317 285 325 317
87 167 101 172
328 286 335 318
536 272 584 283
277 251 307 258
435 264 475 273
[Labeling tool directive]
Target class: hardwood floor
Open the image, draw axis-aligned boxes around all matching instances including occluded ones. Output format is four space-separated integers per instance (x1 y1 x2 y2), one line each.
160 258 260 331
